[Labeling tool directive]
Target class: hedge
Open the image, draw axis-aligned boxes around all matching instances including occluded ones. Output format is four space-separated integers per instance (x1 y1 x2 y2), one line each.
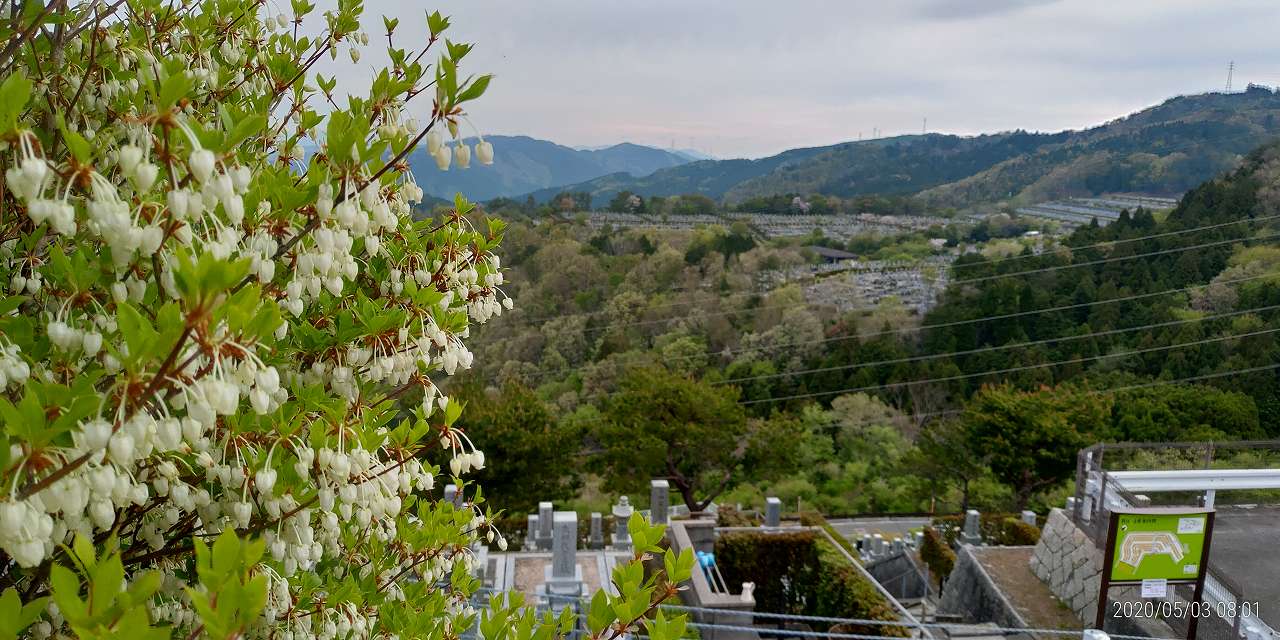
918 527 955 587
931 513 1042 546
714 530 908 637
715 505 759 527
797 511 858 558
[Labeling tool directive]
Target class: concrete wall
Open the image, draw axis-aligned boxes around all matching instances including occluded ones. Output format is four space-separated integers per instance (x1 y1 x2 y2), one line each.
865 551 929 600
1029 508 1101 623
666 520 756 640
939 545 1031 634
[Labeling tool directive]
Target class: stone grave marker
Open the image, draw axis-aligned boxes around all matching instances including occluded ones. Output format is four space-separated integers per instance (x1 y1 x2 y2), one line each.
588 512 604 549
538 510 584 609
537 501 553 551
524 514 538 551
611 496 633 549
764 497 781 527
650 480 669 525
961 509 981 544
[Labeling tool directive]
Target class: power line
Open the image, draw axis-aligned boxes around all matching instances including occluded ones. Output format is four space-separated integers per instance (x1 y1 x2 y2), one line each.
497 204 1279 327
737 326 1280 406
510 229 1279 341
950 212 1280 272
510 272 1278 384
713 303 1280 386
571 322 1280 408
948 230 1280 287
555 360 1280 430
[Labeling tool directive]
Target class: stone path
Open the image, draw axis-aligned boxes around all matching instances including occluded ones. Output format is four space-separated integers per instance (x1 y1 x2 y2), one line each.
976 547 1082 632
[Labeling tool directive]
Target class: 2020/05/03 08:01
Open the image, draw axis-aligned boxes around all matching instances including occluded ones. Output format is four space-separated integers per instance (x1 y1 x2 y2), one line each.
1113 600 1262 620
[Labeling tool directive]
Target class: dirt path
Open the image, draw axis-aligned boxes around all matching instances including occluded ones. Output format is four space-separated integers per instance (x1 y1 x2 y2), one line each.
975 547 1082 631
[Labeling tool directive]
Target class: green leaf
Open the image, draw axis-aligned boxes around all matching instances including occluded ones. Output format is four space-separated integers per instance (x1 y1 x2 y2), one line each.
586 590 612 635
456 74 492 104
61 129 91 164
225 114 267 150
0 71 32 130
49 565 86 623
158 70 192 107
115 301 158 366
426 10 450 38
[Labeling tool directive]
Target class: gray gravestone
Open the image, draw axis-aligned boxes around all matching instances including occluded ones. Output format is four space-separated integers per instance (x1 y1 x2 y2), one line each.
892 537 904 553
861 533 872 556
525 514 538 551
589 512 604 549
537 501 554 550
962 509 981 544
444 484 458 505
539 511 584 609
764 497 781 527
872 533 885 557
650 480 669 525
1021 510 1037 526
551 511 577 578
612 496 633 548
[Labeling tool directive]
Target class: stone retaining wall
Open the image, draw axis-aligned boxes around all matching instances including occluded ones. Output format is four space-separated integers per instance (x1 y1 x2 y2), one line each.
1029 508 1101 623
865 551 929 600
939 545 1030 632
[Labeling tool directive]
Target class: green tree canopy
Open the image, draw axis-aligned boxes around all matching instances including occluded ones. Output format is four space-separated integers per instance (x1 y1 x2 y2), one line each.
456 381 581 513
961 385 1106 509
594 366 747 511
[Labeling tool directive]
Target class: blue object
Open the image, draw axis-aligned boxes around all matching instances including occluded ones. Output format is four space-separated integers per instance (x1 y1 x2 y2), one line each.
695 550 716 568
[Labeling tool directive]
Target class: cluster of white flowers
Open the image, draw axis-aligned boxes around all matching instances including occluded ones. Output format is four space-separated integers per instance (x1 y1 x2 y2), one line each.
0 3 530 637
0 341 31 388
426 129 494 171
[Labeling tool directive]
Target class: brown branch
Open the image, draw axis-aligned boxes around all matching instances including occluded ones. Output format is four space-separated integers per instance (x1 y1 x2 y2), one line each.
63 5 103 124
0 0 67 71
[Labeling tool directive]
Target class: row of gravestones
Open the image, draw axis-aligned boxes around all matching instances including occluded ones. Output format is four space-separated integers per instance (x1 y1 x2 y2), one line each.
858 509 1039 563
524 480 676 554
516 485 790 557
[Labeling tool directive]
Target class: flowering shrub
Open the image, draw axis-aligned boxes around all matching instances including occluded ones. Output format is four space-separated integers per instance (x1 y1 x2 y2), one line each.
0 0 691 638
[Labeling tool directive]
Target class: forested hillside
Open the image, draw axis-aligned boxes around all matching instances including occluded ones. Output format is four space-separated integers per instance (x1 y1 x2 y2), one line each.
519 87 1280 210
408 135 693 201
461 140 1280 515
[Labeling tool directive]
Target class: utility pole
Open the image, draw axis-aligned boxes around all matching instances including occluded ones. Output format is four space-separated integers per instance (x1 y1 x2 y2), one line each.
922 117 927 135
1226 60 1234 92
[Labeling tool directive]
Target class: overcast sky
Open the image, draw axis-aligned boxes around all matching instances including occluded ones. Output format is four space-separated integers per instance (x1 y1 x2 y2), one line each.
317 0 1280 158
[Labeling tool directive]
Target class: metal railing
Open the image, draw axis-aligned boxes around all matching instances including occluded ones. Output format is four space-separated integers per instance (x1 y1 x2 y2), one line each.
1070 441 1280 639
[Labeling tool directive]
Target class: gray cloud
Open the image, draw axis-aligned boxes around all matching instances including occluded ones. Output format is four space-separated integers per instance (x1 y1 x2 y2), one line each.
315 0 1280 158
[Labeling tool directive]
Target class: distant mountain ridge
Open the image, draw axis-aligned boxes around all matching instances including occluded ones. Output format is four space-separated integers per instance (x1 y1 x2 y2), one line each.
519 87 1280 209
408 135 693 201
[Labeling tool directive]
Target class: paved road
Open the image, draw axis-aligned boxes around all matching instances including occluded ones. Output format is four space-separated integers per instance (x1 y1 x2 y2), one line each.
1208 505 1280 630
827 516 932 543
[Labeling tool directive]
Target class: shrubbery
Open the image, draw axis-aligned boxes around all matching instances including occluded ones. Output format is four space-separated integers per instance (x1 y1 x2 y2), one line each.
931 513 1042 546
918 527 956 587
713 530 906 636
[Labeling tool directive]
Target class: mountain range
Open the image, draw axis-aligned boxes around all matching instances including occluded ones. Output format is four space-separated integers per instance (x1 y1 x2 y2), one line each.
517 86 1280 209
408 135 695 202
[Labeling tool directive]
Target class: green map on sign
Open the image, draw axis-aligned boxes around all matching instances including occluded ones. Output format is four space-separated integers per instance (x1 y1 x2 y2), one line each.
1109 512 1208 582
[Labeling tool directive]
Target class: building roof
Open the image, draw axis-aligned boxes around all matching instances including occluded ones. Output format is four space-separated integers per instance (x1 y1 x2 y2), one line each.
806 245 859 260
